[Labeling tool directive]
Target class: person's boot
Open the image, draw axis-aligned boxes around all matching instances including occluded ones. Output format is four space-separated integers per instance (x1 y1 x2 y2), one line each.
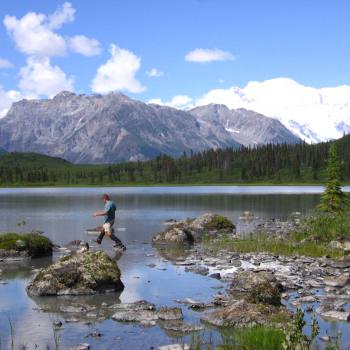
95 231 105 244
110 232 126 250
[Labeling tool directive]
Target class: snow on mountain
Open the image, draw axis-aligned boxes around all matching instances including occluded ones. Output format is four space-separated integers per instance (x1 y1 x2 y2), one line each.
196 78 350 143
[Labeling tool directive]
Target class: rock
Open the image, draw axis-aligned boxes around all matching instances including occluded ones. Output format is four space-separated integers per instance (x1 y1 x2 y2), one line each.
26 251 124 296
157 307 183 320
73 343 90 350
152 213 235 244
239 211 255 220
0 233 52 259
246 281 281 306
185 265 209 275
60 305 87 313
87 330 102 337
329 239 350 252
324 274 349 287
209 273 221 280
229 270 277 293
159 320 204 333
158 344 190 350
319 310 350 322
111 301 183 325
201 299 290 327
52 320 62 328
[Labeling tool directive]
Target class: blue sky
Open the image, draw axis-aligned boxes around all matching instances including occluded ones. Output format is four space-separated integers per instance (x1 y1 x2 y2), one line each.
0 0 350 108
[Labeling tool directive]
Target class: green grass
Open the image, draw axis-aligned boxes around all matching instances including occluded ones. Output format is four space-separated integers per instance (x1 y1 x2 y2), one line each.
293 213 350 243
0 232 53 257
204 235 344 258
219 325 286 350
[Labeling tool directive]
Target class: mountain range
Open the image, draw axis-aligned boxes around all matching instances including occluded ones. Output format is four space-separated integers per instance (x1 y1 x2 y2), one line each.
196 78 350 143
0 91 299 164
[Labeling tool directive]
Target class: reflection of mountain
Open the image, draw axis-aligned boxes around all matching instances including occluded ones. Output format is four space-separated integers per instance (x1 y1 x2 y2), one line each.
29 293 121 323
0 257 53 280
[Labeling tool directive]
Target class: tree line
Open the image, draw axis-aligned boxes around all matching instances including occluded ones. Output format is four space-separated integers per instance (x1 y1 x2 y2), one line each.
0 135 349 185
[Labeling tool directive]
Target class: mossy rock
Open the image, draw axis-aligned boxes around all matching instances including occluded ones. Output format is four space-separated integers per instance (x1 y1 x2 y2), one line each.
202 214 235 231
246 282 281 306
0 232 53 258
153 213 236 245
27 251 124 296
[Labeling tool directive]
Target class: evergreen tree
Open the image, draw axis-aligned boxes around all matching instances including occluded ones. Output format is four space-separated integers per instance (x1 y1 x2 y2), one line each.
318 143 348 214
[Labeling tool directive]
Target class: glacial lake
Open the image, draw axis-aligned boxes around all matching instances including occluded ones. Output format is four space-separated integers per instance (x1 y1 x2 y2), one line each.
0 186 350 349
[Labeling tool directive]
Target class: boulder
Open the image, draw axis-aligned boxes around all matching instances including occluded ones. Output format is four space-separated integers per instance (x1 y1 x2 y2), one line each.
153 213 235 244
323 274 349 287
26 251 124 296
246 281 281 306
201 299 290 327
229 270 277 293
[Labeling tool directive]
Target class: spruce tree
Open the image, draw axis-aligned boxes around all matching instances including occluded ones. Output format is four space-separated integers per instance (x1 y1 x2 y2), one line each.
318 143 348 214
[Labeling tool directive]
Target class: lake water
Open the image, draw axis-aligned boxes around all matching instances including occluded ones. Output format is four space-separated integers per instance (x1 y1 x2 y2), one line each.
0 186 349 349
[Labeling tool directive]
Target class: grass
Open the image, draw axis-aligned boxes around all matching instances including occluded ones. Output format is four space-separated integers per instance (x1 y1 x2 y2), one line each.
293 213 350 243
204 235 344 258
219 325 286 350
203 212 350 258
0 232 52 257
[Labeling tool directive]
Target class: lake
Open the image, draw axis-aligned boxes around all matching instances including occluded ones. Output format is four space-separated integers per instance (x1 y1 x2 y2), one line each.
0 186 349 349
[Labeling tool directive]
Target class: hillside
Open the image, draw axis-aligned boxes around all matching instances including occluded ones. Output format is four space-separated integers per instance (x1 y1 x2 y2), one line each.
0 134 349 186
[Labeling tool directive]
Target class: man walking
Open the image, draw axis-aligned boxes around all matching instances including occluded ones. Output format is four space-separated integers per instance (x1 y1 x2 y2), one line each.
94 194 126 250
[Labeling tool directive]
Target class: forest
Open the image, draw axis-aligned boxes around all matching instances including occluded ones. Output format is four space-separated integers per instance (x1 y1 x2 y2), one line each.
0 134 349 186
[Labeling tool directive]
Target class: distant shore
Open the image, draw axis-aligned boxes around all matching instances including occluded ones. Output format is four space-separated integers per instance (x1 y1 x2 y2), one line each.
0 182 339 188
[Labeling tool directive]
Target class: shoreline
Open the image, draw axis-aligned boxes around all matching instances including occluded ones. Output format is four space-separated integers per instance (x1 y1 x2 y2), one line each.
0 182 338 188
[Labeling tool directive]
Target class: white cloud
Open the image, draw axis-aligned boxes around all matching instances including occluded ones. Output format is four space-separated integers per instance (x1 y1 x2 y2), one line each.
69 35 101 56
0 86 22 117
185 48 235 63
195 77 350 143
91 44 145 94
4 11 67 57
48 2 75 29
149 95 193 109
0 58 14 69
19 56 74 97
146 68 163 77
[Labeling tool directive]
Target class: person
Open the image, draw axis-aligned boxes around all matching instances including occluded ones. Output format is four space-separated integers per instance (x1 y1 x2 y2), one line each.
93 194 126 250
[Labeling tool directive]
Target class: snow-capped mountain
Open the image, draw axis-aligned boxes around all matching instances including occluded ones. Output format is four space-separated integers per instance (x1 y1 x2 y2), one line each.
196 78 350 143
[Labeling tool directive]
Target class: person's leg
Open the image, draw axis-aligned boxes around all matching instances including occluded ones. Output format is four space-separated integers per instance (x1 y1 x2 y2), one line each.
96 226 105 244
105 222 126 250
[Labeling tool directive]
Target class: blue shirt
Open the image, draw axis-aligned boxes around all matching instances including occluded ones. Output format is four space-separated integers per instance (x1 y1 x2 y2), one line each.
104 200 116 223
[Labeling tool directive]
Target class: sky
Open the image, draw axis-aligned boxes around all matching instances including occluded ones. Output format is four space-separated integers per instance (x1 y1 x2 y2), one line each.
1 0 350 114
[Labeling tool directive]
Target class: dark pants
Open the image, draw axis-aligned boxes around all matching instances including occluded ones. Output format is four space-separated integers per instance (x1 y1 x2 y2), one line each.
97 221 124 246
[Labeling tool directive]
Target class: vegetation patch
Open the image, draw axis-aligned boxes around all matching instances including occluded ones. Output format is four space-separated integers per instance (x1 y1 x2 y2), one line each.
203 215 235 231
204 235 344 258
0 232 53 257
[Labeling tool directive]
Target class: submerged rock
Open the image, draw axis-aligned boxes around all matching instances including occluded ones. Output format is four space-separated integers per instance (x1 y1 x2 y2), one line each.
158 345 190 350
26 251 124 296
152 213 235 244
111 300 185 328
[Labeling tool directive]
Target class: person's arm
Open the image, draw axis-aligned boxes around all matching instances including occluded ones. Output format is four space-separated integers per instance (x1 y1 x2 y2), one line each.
93 210 107 217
